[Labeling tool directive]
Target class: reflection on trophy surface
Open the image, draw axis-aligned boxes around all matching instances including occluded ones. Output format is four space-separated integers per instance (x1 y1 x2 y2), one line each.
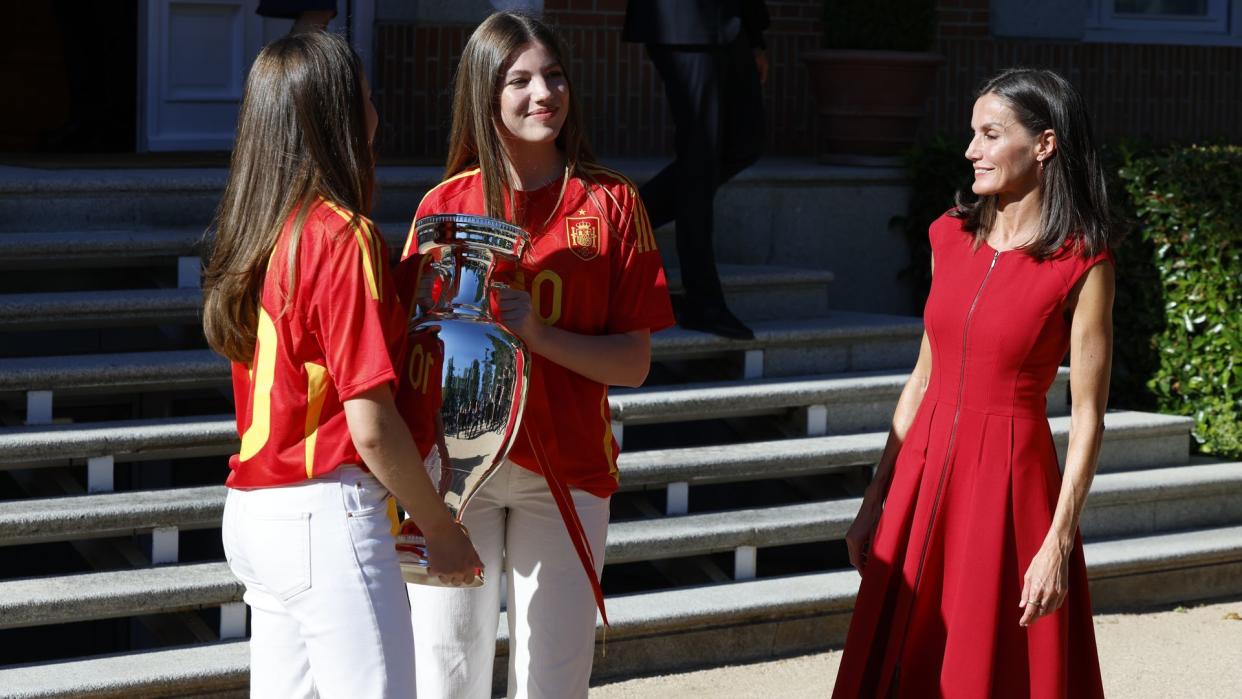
395 214 530 587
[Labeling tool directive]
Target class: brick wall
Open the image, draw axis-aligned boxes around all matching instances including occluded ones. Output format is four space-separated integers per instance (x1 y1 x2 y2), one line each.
373 0 1242 160
927 37 1242 144
374 0 823 160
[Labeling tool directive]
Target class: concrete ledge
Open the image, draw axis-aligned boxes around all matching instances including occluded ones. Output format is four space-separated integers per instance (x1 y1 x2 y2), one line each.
619 434 881 489
0 562 239 630
0 226 407 269
1082 460 1242 538
0 416 235 465
612 368 1070 431
0 410 1191 478
0 313 924 397
0 486 225 547
664 264 835 321
1086 525 1242 610
652 312 922 357
0 289 201 331
0 350 226 393
0 641 248 699
607 500 860 564
1 521 1238 695
0 229 205 266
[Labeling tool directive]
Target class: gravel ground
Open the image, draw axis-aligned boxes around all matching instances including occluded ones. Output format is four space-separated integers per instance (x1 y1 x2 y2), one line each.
590 598 1242 698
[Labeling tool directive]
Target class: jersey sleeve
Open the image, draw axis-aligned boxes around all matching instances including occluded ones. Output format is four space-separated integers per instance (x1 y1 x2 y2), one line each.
606 188 676 334
305 216 400 401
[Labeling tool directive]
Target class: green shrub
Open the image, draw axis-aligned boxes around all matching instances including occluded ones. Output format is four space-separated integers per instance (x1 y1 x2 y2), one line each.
893 135 971 308
821 0 936 52
1119 145 1242 457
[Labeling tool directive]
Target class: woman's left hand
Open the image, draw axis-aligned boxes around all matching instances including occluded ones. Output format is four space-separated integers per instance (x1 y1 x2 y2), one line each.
497 287 544 348
1019 536 1070 626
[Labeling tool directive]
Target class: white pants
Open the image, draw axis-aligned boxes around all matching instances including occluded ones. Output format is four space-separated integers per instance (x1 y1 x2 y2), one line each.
407 460 610 699
222 467 416 699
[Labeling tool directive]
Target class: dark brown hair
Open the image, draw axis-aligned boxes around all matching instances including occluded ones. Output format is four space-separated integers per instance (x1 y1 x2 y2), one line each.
445 11 599 224
953 68 1114 259
202 31 375 363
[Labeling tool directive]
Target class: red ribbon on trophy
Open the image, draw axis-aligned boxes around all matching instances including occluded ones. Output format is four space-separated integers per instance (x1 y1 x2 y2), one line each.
522 387 609 631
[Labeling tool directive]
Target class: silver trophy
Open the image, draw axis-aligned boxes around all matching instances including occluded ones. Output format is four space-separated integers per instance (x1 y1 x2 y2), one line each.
396 214 530 587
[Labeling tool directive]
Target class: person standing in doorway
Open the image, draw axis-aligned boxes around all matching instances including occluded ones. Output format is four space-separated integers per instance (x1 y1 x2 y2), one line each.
623 0 769 340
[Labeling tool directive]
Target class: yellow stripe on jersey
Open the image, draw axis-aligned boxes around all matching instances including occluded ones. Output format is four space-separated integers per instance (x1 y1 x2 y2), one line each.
387 497 400 537
303 361 329 478
402 218 418 259
601 393 619 483
633 191 657 254
239 308 278 461
581 165 659 254
405 167 483 258
361 217 384 290
322 199 381 300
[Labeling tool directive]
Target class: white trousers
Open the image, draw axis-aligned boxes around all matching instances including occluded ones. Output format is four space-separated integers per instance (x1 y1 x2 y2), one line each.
222 467 416 699
407 460 610 699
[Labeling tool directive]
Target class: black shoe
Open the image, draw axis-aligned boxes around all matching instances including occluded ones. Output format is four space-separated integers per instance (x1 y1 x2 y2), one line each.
678 301 755 340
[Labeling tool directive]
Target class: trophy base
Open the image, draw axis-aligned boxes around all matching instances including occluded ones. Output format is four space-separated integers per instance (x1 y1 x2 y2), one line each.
399 560 485 588
396 522 484 588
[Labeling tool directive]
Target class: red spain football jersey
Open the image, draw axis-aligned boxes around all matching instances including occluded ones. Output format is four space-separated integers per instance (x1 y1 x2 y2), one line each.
397 165 675 497
226 198 408 488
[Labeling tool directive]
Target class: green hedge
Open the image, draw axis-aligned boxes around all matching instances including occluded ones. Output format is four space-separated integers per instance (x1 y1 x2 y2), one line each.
1119 145 1242 457
897 141 1241 458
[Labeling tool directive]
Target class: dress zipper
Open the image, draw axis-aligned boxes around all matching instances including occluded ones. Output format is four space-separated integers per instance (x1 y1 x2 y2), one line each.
890 248 1000 693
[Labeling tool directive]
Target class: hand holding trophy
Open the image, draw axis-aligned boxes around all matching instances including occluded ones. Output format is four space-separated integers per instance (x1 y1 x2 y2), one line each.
394 214 530 587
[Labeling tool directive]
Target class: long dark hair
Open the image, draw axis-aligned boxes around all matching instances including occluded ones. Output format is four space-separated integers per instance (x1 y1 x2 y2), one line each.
952 68 1113 259
203 32 375 363
445 11 597 223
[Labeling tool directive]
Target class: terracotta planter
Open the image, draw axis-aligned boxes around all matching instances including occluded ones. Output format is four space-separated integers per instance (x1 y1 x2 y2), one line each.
802 50 945 159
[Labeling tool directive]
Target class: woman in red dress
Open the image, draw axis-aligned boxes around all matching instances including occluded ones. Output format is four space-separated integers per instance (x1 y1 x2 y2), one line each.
833 68 1117 698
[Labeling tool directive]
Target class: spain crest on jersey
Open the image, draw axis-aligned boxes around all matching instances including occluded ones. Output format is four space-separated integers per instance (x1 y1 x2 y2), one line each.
565 214 601 261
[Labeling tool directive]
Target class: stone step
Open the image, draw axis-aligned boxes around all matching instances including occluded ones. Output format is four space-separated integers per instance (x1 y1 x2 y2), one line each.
0 289 202 331
0 415 237 466
0 562 241 631
1 435 1215 558
0 408 1189 479
613 461 1242 563
612 368 1070 437
5 463 1239 630
0 263 832 333
663 264 834 321
0 313 926 408
3 524 1239 695
0 349 226 395
1083 459 1242 538
0 640 249 698
0 229 205 270
0 228 831 318
0 486 225 547
0 225 407 272
0 160 916 316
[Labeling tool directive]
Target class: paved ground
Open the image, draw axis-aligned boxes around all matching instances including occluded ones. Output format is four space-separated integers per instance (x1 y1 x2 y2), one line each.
590 598 1242 698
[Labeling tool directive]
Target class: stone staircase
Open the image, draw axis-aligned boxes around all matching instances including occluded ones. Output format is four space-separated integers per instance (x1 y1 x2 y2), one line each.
0 163 1239 697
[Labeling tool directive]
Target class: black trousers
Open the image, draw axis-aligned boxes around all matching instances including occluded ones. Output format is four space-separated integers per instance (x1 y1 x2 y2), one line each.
642 35 765 304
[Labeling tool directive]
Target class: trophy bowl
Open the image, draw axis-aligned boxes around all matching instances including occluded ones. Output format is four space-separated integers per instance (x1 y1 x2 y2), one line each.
394 214 530 587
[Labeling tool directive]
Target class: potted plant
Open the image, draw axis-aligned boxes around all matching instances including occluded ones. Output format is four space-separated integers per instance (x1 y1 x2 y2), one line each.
803 0 945 162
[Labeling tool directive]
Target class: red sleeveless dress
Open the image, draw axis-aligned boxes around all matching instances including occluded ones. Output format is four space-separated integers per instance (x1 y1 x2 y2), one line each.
832 214 1110 698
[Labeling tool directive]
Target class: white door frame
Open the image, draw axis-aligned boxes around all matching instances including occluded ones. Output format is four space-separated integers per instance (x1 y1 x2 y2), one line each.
138 0 375 152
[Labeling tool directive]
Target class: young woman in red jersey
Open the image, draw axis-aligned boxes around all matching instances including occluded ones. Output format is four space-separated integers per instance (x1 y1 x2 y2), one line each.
397 12 675 698
201 32 480 698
